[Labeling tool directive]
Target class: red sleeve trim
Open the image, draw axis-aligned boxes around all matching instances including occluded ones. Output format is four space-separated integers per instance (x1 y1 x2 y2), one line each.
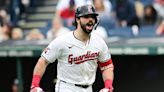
98 59 113 68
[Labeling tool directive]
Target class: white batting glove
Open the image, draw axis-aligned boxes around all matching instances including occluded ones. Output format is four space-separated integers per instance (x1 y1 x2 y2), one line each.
30 87 44 92
99 88 109 92
99 87 113 92
100 79 113 92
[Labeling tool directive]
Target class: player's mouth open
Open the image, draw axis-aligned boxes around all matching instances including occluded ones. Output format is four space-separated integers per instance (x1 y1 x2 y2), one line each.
86 23 94 30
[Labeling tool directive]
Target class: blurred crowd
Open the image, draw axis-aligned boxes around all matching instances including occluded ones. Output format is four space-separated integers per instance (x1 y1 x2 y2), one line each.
0 0 164 43
0 0 40 42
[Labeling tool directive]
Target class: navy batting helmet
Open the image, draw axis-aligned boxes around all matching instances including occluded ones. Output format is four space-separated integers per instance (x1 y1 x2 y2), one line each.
73 5 99 28
75 5 98 18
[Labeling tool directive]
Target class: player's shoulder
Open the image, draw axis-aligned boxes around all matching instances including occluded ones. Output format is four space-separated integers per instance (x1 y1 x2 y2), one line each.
91 32 105 42
51 31 73 43
91 32 108 47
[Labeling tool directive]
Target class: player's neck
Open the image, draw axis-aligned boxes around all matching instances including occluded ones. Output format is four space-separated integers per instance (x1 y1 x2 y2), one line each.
74 29 90 43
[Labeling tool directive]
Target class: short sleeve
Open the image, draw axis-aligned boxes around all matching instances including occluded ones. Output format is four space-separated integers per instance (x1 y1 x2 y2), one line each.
98 40 111 62
98 40 113 71
41 39 62 63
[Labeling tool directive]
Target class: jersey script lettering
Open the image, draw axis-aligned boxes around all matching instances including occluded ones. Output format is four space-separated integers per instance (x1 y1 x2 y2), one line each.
68 51 99 64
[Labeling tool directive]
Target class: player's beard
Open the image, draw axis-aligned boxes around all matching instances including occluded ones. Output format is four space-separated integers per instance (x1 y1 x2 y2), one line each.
80 20 95 34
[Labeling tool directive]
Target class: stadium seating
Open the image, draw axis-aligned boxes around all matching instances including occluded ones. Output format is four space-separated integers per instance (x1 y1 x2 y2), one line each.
108 26 133 38
137 25 158 37
18 0 57 32
140 0 154 6
99 17 117 31
14 0 160 39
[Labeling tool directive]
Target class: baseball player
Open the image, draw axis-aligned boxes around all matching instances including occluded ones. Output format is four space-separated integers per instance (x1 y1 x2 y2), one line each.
30 4 114 92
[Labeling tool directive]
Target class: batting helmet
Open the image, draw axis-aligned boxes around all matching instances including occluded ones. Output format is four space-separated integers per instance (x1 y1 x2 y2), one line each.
73 5 99 28
75 5 98 18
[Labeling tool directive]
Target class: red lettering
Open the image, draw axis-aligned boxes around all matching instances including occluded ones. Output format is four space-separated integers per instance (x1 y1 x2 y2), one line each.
68 51 100 64
68 54 73 64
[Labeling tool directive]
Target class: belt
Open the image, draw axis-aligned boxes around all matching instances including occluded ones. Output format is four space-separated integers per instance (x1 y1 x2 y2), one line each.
60 80 89 88
74 84 89 88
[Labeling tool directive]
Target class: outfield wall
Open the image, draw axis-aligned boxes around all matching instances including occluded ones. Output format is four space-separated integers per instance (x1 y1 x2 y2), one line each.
0 55 164 92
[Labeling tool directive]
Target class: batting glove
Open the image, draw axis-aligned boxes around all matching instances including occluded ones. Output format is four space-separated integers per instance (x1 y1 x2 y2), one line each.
30 87 44 92
99 79 113 92
99 87 113 92
30 75 43 92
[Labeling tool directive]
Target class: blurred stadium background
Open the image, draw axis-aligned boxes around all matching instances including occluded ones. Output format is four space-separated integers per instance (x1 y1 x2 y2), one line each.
0 0 164 92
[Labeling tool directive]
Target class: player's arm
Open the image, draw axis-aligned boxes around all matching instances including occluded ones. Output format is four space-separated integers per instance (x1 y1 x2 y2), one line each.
101 60 114 86
98 38 114 92
30 38 62 92
98 59 114 92
30 56 49 92
102 63 114 81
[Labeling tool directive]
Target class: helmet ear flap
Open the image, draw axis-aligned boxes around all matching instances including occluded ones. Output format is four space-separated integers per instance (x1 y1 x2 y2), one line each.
94 17 100 30
95 17 97 24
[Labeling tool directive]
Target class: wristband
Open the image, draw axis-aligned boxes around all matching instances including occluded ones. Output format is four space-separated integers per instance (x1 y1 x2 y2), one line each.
31 75 41 88
104 79 113 88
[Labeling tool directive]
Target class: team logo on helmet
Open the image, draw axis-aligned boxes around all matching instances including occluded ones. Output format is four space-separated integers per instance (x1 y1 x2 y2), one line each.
88 5 93 13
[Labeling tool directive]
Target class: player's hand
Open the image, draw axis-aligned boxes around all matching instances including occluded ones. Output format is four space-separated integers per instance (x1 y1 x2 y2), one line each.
30 87 44 92
99 87 113 92
100 79 113 92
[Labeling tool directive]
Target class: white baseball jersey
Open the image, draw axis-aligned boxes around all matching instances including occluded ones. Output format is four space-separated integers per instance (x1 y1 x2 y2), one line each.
41 31 113 85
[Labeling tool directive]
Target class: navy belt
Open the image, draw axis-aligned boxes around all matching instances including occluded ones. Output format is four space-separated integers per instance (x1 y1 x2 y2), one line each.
74 84 89 88
61 80 89 88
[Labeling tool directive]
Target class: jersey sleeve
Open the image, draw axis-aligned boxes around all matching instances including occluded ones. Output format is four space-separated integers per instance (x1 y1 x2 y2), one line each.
98 40 111 61
98 39 113 71
41 39 62 63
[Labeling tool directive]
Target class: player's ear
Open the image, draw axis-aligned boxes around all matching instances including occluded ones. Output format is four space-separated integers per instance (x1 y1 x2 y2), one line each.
76 17 80 23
